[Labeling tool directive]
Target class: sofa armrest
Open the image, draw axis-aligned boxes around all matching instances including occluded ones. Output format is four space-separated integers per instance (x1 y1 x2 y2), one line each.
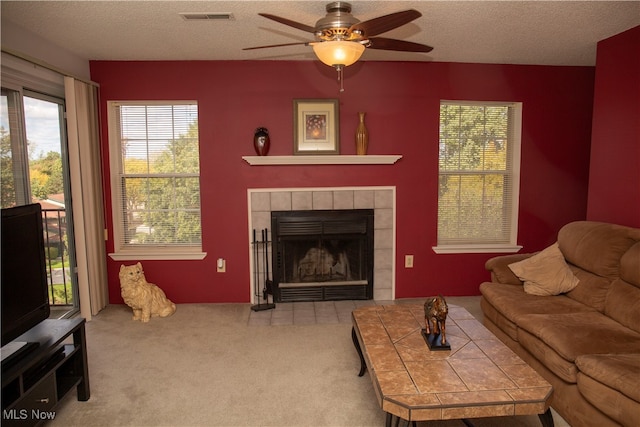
485 253 534 285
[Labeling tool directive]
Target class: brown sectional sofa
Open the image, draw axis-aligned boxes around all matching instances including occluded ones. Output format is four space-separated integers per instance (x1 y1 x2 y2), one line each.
479 221 640 427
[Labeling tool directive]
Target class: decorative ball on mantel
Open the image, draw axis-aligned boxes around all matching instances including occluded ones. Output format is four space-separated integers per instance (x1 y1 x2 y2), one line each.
253 127 270 156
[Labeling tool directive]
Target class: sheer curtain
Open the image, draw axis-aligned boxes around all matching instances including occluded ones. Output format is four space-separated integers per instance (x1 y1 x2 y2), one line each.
64 77 108 319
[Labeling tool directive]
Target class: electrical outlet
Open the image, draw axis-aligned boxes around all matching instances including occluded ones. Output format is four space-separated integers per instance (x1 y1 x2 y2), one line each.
216 258 226 273
405 255 414 268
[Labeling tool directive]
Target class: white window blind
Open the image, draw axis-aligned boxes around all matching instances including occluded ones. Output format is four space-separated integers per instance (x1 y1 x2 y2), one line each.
435 101 522 253
108 101 203 259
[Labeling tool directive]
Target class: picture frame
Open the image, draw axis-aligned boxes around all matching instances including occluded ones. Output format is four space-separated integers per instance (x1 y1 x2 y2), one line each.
293 99 340 155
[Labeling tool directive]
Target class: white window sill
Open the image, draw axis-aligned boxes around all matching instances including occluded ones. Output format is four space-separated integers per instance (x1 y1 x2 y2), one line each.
109 250 207 261
432 244 523 254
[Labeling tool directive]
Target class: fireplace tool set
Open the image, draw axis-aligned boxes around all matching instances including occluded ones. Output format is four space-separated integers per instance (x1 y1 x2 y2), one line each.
251 228 276 312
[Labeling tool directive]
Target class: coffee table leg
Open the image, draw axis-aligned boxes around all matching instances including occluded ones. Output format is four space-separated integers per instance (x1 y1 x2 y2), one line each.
456 414 552 427
538 408 555 427
351 327 367 376
458 410 554 427
385 413 416 427
385 412 392 427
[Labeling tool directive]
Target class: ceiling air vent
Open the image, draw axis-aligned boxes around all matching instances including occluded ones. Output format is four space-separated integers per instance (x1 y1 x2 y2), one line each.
179 12 234 21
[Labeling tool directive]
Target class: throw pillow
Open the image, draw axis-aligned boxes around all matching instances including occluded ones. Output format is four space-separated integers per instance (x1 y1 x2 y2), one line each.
508 242 579 296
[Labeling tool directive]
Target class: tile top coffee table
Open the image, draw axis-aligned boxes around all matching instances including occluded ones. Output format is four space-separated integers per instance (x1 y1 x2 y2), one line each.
351 304 554 427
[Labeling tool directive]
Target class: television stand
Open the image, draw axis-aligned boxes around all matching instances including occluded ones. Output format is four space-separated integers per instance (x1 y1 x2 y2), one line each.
1 342 40 368
1 318 90 426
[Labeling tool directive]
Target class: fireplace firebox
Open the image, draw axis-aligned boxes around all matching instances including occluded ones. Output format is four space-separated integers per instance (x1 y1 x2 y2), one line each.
271 209 374 302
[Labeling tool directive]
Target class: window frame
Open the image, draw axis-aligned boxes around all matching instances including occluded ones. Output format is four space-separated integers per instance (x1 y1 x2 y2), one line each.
433 100 523 254
107 100 205 261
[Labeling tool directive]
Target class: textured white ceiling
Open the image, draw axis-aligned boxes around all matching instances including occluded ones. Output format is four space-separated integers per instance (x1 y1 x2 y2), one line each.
1 1 639 66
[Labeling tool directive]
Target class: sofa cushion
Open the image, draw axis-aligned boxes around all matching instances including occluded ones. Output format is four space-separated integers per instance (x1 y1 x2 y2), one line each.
604 242 640 333
605 279 640 334
558 221 640 279
480 295 519 341
566 267 614 312
516 312 640 382
480 282 594 322
576 354 640 427
479 282 595 341
577 373 639 427
508 242 579 296
576 353 640 403
619 241 640 287
517 328 579 383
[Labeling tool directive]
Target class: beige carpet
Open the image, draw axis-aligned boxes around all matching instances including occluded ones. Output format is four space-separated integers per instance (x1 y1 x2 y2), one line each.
50 298 569 426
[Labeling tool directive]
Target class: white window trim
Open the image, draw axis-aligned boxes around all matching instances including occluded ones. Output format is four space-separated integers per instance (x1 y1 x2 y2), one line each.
106 100 205 261
433 101 523 254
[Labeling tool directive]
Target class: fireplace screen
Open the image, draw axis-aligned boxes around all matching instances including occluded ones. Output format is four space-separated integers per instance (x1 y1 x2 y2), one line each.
272 210 374 302
282 238 364 283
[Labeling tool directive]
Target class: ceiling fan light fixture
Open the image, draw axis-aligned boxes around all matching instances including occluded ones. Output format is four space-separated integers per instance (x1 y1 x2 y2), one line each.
312 40 365 67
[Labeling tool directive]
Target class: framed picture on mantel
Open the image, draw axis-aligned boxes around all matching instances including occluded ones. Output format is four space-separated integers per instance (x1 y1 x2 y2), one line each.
293 99 340 155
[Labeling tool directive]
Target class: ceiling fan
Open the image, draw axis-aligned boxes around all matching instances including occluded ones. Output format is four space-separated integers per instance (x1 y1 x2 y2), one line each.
244 1 433 91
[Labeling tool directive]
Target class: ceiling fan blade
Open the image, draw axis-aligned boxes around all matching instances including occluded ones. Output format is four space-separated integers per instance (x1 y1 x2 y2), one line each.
258 13 316 34
243 41 312 51
367 37 433 53
349 10 422 37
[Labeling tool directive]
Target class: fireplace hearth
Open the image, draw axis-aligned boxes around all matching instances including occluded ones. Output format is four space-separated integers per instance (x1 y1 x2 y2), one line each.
271 209 374 302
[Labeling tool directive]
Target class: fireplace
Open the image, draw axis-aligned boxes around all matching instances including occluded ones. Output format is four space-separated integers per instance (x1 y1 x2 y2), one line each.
271 209 374 302
248 187 396 302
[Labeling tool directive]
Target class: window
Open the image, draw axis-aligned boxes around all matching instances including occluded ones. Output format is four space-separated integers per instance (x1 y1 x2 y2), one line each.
108 101 204 260
2 77 81 312
434 101 522 254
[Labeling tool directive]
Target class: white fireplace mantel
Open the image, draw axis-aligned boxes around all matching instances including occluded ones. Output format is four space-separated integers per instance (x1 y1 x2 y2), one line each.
242 155 402 166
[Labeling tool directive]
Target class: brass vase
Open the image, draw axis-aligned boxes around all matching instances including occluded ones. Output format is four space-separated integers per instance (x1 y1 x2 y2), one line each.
355 112 368 155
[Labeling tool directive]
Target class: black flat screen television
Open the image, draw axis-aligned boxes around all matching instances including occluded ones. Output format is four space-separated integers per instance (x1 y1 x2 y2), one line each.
1 203 50 347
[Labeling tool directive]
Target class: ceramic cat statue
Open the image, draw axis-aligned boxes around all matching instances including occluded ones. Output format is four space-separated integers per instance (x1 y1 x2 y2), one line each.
119 262 176 322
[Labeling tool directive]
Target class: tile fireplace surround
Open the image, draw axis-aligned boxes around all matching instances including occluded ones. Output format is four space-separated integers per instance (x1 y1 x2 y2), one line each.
248 187 396 303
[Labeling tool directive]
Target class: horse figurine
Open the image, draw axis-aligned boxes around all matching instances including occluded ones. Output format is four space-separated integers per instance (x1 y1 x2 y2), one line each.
424 294 448 345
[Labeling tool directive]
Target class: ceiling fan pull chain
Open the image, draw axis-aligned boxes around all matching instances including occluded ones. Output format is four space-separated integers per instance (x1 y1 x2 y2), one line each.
336 65 345 92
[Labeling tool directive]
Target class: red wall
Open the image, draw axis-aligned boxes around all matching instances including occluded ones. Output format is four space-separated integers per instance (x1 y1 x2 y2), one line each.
90 60 594 304
587 25 640 227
